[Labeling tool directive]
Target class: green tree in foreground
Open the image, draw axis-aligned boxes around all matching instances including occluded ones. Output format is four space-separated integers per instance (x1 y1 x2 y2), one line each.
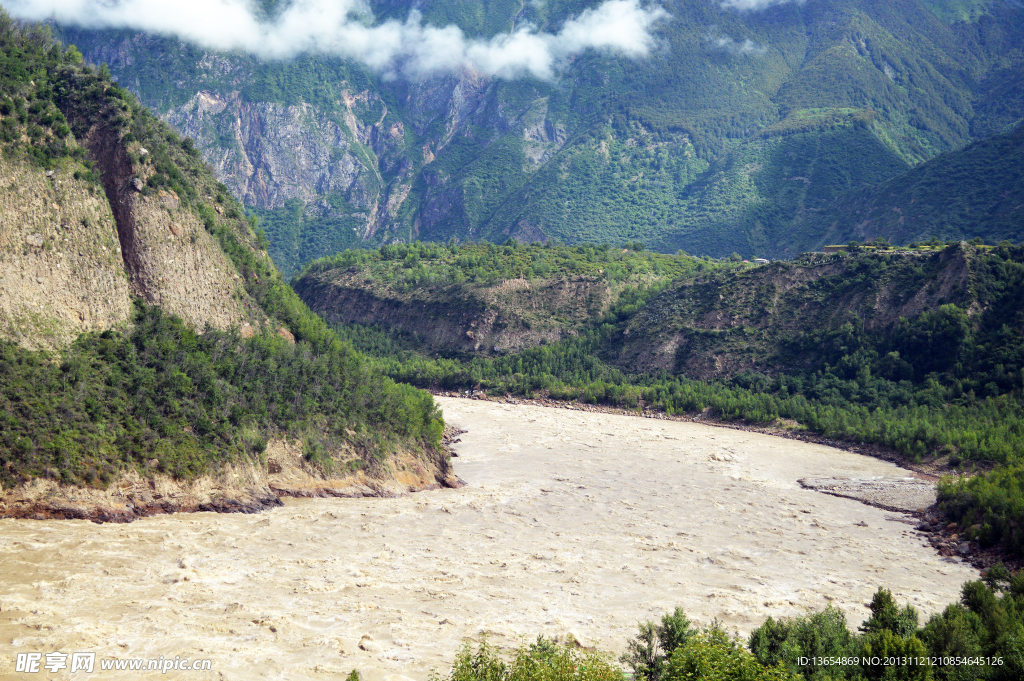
438 580 1024 681
665 628 797 681
620 607 697 681
748 606 853 680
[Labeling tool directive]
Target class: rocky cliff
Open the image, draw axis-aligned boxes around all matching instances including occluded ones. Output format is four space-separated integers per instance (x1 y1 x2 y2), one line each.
55 73 263 336
164 89 405 236
0 158 131 350
0 94 261 351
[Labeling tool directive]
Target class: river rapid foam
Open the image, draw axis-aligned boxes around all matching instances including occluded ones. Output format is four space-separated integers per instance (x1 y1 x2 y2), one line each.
0 398 976 679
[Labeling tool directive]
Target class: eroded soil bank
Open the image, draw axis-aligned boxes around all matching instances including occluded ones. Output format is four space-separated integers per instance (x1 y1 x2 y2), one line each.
0 437 461 522
0 398 976 680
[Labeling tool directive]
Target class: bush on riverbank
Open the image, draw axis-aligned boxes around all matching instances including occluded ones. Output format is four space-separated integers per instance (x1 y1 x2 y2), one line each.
436 636 623 681
434 580 1024 681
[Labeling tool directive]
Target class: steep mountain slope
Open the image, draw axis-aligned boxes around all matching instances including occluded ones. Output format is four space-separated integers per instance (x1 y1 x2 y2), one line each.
0 16 453 519
53 0 1024 273
805 122 1024 246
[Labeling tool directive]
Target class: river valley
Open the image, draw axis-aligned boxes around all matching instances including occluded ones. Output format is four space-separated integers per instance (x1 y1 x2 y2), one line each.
0 398 977 680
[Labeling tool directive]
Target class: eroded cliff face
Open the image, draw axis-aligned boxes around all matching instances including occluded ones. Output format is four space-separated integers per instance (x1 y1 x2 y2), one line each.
0 159 131 350
126 186 258 330
0 84 262 350
294 270 617 356
59 80 263 336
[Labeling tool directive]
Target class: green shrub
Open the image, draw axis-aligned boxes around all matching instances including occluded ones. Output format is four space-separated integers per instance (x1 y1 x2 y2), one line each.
748 606 854 680
434 637 623 681
620 607 697 681
664 629 796 681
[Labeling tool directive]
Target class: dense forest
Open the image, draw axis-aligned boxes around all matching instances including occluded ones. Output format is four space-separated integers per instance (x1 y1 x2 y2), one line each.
809 123 1024 247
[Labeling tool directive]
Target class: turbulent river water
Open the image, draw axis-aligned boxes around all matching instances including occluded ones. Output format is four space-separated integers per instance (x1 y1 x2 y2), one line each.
0 398 976 680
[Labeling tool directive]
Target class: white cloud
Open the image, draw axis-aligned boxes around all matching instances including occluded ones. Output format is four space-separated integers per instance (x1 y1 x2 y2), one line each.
7 0 668 80
711 36 765 55
720 0 803 10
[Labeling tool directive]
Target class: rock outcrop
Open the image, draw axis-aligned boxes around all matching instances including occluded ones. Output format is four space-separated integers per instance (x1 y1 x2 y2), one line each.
62 86 260 334
614 247 977 380
165 90 401 233
294 269 618 355
0 158 132 350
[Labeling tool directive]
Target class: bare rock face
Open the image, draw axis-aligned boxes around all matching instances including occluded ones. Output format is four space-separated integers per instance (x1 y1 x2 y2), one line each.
72 108 258 335
0 95 262 349
613 247 979 380
165 89 412 240
165 92 364 211
0 158 132 350
127 187 256 332
155 69 566 248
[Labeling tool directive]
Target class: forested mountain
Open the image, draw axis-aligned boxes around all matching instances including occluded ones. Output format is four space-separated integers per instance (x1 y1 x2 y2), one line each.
0 14 450 516
808 121 1024 246
47 0 1024 275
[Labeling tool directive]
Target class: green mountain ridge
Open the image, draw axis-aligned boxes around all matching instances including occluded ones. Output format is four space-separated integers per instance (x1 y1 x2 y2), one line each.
807 122 1024 247
50 0 1024 272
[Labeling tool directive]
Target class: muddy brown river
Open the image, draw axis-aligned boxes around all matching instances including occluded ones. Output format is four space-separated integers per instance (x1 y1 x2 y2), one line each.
0 398 976 679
